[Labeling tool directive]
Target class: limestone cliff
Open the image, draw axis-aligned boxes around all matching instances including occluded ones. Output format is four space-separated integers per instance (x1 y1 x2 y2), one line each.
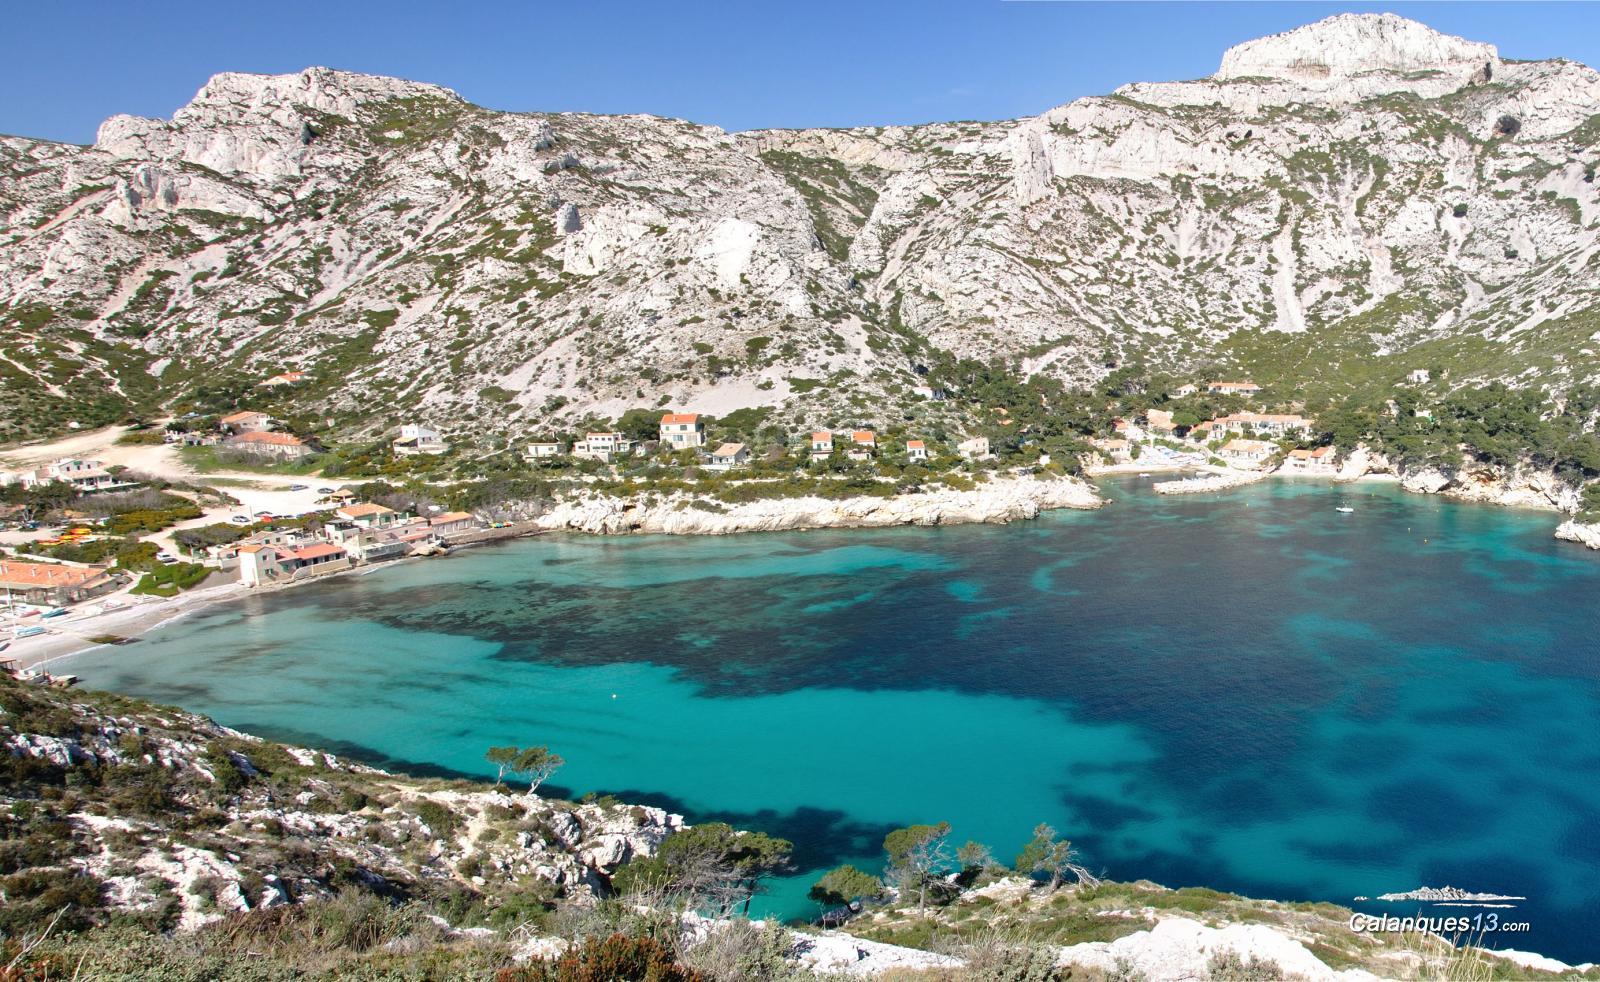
3 15 1600 456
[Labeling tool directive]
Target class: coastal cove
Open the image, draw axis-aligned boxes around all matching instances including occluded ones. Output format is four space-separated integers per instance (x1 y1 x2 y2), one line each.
63 477 1600 964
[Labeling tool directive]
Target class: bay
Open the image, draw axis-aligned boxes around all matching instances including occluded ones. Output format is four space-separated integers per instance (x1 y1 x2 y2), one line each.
64 477 1600 963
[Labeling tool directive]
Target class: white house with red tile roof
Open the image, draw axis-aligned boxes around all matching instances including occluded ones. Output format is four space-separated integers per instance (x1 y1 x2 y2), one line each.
1207 412 1312 438
1283 446 1337 474
660 413 705 449
260 371 307 388
427 511 477 536
226 431 316 459
809 431 834 459
237 542 350 587
906 439 928 461
1220 438 1277 467
0 559 119 605
850 430 877 448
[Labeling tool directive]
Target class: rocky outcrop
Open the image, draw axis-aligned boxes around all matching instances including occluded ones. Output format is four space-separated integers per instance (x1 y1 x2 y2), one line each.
1058 916 1379 982
530 474 1101 535
1217 13 1498 87
1 677 682 932
1555 519 1600 550
1396 462 1582 511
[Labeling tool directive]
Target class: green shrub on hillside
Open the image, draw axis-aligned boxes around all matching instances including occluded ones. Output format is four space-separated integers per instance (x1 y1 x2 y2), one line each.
130 563 211 597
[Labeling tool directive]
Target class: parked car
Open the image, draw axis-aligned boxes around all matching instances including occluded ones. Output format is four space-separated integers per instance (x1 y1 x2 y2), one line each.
316 487 335 495
288 484 309 491
229 515 251 525
156 552 180 565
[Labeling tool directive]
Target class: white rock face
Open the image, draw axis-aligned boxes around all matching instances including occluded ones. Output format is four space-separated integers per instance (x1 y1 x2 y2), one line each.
3 15 1600 446
531 475 1101 535
1555 519 1600 550
1217 13 1498 85
1057 916 1380 982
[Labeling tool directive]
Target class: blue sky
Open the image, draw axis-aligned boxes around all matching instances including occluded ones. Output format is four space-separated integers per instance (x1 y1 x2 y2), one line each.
6 2 1597 144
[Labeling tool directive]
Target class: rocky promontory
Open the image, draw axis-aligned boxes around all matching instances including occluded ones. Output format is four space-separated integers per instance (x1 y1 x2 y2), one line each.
529 473 1101 536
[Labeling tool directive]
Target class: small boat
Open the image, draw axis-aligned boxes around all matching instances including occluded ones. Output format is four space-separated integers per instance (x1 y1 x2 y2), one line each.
14 626 45 639
39 608 66 619
0 641 9 653
1336 507 1355 513
1138 472 1151 478
49 674 79 689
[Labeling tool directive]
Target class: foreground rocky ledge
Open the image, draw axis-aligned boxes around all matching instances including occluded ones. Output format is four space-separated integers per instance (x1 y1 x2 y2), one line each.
529 473 1102 536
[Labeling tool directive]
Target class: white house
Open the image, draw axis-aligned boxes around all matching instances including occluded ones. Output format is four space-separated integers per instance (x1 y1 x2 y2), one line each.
660 413 706 449
906 439 928 461
707 442 749 469
525 441 563 461
260 372 307 388
809 431 834 460
393 423 448 456
226 431 316 459
958 437 991 460
1283 446 1337 474
428 511 477 536
851 430 877 449
238 542 349 587
1208 413 1312 439
1221 438 1276 467
1 458 126 493
1091 438 1132 463
1174 384 1200 397
219 410 274 433
1407 369 1432 384
335 503 399 528
1207 381 1261 396
573 432 634 463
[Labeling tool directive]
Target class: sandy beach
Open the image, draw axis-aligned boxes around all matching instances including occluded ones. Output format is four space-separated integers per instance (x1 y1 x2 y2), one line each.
5 577 249 672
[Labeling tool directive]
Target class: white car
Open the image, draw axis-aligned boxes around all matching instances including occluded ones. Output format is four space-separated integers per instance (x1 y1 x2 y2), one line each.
229 515 251 525
156 552 180 565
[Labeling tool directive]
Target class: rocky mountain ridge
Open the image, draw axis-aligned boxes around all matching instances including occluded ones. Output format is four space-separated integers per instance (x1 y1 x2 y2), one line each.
3 14 1600 450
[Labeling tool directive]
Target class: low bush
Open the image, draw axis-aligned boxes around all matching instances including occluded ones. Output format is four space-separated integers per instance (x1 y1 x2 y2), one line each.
130 562 211 597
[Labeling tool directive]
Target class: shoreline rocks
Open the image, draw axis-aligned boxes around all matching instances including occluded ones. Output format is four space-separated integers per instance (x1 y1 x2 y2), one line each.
529 474 1102 536
1555 519 1600 550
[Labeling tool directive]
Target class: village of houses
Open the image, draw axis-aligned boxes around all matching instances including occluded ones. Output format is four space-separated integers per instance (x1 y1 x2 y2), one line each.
1 376 1367 669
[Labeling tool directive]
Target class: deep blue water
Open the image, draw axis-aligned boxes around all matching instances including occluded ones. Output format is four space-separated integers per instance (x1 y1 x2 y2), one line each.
65 478 1600 963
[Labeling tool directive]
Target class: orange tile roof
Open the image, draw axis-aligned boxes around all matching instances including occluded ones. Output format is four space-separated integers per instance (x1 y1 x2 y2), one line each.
285 543 344 562
0 560 105 588
220 410 268 424
430 511 474 523
229 431 305 446
337 503 394 518
906 440 925 449
851 430 876 444
660 413 700 424
811 431 832 442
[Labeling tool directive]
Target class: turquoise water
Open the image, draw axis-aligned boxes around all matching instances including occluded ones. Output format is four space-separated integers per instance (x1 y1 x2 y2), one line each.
65 478 1600 962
